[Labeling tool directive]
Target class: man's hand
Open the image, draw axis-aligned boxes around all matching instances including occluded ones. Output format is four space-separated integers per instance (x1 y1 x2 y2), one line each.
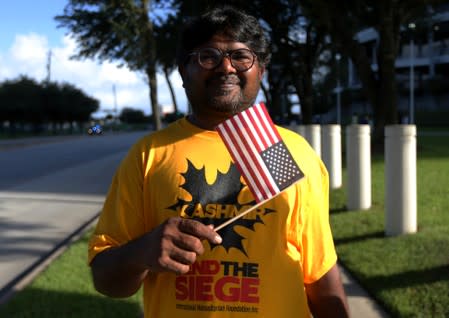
142 217 223 274
90 217 222 297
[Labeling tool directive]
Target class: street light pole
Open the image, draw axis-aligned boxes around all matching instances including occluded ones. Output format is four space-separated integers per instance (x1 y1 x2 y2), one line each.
409 23 416 124
335 53 342 125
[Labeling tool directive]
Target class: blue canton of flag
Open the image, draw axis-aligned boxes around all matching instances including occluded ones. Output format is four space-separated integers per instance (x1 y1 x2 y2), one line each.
261 141 303 191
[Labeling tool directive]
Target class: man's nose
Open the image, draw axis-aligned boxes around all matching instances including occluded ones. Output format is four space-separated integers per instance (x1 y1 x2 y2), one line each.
216 55 237 73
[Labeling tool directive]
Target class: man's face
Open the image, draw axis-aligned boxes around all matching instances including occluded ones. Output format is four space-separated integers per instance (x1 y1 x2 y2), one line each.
179 34 265 121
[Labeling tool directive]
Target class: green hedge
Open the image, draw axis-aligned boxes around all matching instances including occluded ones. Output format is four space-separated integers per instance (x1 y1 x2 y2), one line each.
415 111 449 127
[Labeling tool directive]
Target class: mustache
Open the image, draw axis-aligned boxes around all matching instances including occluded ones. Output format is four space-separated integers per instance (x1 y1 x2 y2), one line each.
206 75 242 86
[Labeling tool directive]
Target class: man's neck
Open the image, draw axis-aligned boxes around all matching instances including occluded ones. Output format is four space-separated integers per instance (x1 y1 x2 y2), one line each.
187 113 227 131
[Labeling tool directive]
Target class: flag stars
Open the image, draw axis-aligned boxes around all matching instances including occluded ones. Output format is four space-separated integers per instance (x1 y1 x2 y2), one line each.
261 142 303 188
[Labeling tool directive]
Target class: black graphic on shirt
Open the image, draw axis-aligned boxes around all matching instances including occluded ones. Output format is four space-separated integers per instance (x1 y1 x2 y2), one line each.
167 159 276 256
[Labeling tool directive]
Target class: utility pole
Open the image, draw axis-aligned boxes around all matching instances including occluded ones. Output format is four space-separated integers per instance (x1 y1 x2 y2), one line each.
113 84 118 115
46 50 52 84
113 84 118 131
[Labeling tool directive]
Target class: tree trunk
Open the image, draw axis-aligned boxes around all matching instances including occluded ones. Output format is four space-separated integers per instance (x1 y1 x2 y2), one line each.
378 1 400 127
292 75 312 124
289 40 316 125
147 66 161 130
343 38 382 140
142 0 161 131
163 67 179 114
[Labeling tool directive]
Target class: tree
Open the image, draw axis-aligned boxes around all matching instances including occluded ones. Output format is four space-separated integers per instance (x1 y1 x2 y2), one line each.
119 107 147 124
55 0 166 130
41 81 99 133
301 0 443 140
281 17 330 124
0 77 98 135
0 76 43 134
60 82 100 130
154 14 181 114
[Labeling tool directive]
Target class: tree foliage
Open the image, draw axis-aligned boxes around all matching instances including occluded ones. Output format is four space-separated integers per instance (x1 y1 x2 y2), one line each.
50 0 444 136
119 107 147 124
55 0 164 130
0 76 99 135
301 0 444 139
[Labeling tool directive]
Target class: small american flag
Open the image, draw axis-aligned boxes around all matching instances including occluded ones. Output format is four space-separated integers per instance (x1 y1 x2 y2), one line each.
216 102 304 203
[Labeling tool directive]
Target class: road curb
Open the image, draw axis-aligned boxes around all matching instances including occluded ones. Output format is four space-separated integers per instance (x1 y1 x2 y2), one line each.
0 211 100 305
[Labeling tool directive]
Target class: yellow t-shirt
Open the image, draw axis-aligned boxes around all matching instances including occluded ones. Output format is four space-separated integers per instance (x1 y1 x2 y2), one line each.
88 117 337 318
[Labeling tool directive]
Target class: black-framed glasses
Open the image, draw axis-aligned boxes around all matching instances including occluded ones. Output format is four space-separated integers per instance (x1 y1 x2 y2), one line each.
187 47 256 72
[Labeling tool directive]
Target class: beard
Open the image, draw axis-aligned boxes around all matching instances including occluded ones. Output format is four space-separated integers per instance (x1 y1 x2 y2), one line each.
203 75 255 114
208 88 246 114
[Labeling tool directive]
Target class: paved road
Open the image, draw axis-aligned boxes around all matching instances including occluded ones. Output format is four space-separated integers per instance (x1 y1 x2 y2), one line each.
0 132 389 317
0 132 148 303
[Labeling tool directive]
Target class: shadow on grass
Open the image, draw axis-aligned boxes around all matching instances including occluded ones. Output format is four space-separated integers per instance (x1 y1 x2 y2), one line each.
0 287 143 318
334 231 385 245
330 206 348 214
365 264 449 291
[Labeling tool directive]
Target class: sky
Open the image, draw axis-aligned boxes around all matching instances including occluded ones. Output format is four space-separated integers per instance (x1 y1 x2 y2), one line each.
0 1 187 117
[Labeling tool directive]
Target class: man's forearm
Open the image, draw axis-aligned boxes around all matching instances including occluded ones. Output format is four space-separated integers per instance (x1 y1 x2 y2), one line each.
305 263 350 318
89 217 222 298
90 236 150 298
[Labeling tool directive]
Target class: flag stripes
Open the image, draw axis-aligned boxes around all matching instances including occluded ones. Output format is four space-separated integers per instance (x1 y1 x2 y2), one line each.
217 102 292 202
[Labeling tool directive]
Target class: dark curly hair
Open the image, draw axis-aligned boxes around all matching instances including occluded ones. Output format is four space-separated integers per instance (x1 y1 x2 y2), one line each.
176 6 271 68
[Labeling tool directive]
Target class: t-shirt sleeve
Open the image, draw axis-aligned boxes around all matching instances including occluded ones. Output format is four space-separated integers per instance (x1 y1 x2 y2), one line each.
88 142 147 264
285 132 337 284
300 158 337 284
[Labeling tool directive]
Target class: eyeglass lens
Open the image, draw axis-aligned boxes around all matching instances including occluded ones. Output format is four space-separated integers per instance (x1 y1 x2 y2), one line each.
197 48 255 71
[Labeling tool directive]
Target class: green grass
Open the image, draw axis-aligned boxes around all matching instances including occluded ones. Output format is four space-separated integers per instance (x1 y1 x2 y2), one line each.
331 135 449 318
1 135 448 318
0 232 143 318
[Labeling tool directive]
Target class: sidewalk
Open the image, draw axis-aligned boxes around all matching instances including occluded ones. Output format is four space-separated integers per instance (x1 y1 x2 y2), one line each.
0 195 102 305
339 264 390 317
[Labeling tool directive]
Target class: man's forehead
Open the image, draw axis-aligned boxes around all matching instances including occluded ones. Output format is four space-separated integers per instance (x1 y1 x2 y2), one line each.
196 34 249 50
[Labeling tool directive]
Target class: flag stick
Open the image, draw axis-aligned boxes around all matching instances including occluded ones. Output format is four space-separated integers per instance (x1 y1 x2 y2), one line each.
214 192 282 231
214 201 266 231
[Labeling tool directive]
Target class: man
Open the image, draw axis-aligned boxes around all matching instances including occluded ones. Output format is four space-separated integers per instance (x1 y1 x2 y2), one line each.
88 6 349 317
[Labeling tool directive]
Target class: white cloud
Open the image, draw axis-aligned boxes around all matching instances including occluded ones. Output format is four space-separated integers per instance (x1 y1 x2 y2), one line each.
11 33 48 62
0 33 188 116
2 33 49 80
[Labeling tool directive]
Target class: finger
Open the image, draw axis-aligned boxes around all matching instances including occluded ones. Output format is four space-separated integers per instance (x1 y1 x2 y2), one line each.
149 243 195 274
170 246 198 266
157 256 191 274
178 219 222 244
173 232 205 255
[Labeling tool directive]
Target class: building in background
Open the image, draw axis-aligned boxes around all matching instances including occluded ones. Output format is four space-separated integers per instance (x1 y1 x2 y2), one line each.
341 4 449 126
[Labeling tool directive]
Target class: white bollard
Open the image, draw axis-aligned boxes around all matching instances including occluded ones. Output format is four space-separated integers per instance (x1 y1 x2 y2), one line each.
321 125 342 189
303 124 321 157
385 125 417 236
346 125 371 210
